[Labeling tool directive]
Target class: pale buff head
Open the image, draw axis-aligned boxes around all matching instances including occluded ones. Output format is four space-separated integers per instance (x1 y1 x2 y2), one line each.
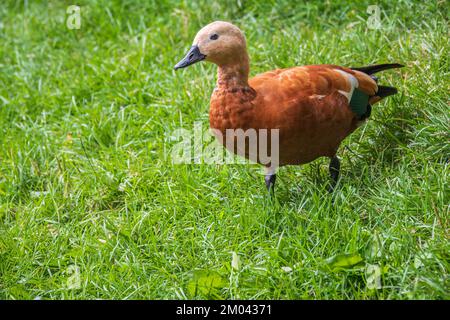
174 21 247 69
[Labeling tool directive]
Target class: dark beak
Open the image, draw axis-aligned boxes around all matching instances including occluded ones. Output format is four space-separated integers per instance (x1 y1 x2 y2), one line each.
174 45 206 70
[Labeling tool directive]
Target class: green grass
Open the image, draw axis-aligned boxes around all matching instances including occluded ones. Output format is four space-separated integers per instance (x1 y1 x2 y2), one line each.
0 0 448 299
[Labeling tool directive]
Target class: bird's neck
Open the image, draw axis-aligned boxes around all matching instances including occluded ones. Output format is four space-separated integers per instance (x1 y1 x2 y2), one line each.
217 53 250 90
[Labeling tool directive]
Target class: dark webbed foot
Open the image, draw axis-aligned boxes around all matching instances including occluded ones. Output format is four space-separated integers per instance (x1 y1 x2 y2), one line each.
265 174 276 193
328 156 340 192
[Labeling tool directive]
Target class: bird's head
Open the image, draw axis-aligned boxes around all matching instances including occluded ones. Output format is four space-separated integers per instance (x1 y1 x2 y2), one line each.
174 21 247 70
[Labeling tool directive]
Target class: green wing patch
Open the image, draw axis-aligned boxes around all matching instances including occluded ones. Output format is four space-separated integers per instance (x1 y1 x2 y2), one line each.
349 88 369 116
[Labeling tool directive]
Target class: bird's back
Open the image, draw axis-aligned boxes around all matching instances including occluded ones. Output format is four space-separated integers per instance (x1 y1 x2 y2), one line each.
249 64 378 102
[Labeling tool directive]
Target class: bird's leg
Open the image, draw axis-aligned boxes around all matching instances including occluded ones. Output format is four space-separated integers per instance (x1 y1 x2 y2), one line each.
265 174 276 193
328 156 340 192
264 166 277 194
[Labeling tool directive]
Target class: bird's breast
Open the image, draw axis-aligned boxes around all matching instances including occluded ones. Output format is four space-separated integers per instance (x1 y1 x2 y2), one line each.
209 87 257 131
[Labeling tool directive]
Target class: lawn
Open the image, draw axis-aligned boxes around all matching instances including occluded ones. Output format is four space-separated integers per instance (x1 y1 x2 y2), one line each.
0 0 448 299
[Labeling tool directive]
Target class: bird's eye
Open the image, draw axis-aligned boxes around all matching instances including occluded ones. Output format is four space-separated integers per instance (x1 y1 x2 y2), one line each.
210 34 219 40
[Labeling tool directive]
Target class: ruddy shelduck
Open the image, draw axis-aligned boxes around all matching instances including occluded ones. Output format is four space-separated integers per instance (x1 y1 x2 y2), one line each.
174 21 403 193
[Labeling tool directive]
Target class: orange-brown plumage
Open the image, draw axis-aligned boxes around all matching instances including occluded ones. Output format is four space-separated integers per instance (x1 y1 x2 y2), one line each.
175 21 403 192
210 64 379 165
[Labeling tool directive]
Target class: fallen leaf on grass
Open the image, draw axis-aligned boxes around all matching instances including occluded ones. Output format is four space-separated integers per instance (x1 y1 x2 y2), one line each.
187 270 226 298
324 253 364 272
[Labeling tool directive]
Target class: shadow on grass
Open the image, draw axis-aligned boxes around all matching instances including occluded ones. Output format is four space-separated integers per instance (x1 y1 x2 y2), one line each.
263 95 422 209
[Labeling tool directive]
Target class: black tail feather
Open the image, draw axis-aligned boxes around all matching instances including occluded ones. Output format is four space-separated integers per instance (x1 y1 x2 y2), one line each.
359 85 397 121
351 63 404 75
376 85 398 98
